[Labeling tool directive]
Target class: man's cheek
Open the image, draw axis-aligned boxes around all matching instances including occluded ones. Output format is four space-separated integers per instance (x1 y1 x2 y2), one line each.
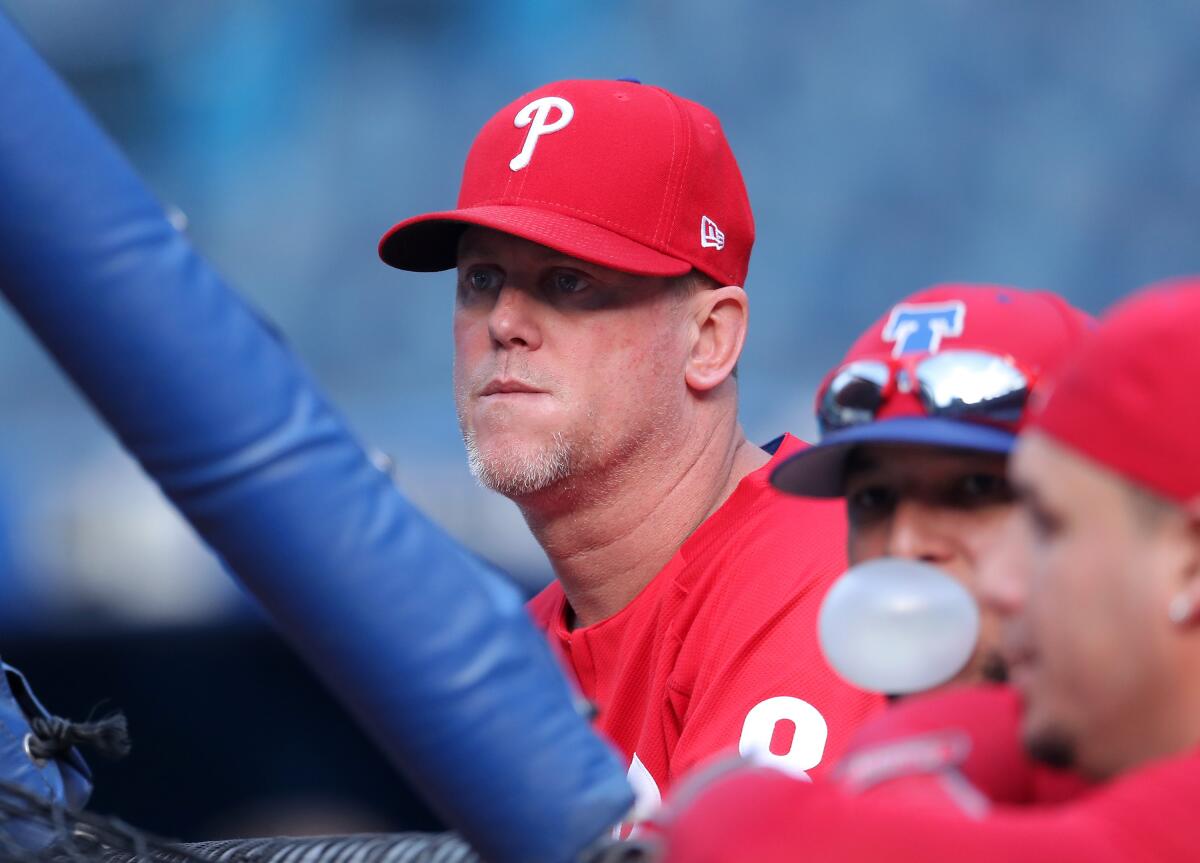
1033 542 1075 606
846 526 881 566
1040 568 1094 686
452 316 491 362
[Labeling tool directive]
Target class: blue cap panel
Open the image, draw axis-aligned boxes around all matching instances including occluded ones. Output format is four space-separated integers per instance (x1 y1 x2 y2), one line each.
771 417 1016 498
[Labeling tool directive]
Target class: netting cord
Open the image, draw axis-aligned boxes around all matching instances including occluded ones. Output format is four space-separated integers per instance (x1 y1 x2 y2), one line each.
26 716 130 763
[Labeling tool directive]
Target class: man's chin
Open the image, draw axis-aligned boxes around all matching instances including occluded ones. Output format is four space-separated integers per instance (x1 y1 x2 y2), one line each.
980 652 1009 684
1022 719 1079 771
465 438 575 499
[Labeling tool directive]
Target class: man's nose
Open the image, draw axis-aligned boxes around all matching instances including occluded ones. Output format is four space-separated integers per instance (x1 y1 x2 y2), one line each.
487 284 543 351
976 514 1030 619
884 498 956 565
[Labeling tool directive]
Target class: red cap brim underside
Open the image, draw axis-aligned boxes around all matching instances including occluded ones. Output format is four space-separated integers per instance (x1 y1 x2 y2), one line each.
378 205 693 277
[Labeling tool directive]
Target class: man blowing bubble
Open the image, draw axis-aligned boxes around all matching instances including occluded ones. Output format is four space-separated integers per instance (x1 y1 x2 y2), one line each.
658 278 1200 862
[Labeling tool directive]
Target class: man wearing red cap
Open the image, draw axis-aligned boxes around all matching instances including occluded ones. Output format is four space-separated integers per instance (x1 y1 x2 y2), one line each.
773 283 1092 688
377 79 881 819
657 278 1200 862
765 283 1092 809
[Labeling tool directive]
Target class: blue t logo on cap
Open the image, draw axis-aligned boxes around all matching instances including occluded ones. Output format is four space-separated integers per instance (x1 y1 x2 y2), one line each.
882 302 966 357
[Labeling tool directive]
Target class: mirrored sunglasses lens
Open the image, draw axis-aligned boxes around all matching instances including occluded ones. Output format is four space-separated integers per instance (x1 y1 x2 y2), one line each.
819 361 889 432
916 351 1029 423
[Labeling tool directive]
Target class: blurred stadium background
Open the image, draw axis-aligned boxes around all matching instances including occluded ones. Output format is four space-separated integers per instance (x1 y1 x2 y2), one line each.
2 0 1200 842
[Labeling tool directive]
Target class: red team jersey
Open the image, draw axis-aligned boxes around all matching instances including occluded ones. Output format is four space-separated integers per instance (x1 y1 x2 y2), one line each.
662 747 1200 862
833 686 1090 808
527 434 884 823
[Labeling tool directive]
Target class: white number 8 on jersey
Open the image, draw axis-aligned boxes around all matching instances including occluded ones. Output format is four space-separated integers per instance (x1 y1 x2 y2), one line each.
738 696 829 780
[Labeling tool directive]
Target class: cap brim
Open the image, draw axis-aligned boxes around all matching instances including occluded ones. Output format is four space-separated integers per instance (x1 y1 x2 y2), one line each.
770 417 1017 498
378 205 694 277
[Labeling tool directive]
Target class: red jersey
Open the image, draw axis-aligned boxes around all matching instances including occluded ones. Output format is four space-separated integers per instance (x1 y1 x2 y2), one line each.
661 747 1200 862
527 434 885 823
835 685 1089 808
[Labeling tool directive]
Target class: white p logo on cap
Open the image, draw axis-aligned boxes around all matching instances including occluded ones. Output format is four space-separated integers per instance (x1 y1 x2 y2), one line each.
510 96 574 171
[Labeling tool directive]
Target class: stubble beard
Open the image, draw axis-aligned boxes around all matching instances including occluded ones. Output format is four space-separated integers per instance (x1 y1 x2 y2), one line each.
980 650 1009 684
455 364 584 499
458 400 662 504
462 426 577 498
1024 725 1078 771
455 367 673 504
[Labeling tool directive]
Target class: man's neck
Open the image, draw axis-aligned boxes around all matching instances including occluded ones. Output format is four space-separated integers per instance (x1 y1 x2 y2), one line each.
518 421 771 629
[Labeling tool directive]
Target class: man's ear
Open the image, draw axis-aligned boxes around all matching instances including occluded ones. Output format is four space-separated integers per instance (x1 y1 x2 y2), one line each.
1168 497 1200 627
684 285 748 392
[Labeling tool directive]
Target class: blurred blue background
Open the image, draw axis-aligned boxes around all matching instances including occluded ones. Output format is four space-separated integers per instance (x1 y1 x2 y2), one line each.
2 0 1200 837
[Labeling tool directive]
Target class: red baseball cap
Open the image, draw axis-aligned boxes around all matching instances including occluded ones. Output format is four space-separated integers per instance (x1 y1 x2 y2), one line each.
772 284 1095 497
1031 277 1200 504
378 79 754 286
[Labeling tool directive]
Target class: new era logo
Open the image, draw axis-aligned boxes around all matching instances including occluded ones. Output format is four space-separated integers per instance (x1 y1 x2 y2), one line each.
700 215 725 250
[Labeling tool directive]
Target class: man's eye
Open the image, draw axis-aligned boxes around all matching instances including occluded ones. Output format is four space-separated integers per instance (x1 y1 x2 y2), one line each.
953 473 1014 506
549 271 590 295
460 267 502 295
846 486 896 521
1023 502 1061 542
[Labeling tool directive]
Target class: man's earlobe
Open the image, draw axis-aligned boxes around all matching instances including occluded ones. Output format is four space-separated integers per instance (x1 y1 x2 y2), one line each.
1169 497 1200 627
684 285 748 392
1169 593 1195 625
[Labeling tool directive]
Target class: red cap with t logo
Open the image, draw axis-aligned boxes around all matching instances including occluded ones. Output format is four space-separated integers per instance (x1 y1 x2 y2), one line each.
378 79 754 286
771 284 1096 497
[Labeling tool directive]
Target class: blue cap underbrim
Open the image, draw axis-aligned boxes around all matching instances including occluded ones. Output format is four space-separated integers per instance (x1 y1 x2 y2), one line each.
770 416 1017 498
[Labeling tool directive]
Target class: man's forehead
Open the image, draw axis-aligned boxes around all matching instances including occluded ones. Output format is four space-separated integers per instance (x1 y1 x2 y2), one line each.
1011 431 1125 513
1009 434 1049 491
